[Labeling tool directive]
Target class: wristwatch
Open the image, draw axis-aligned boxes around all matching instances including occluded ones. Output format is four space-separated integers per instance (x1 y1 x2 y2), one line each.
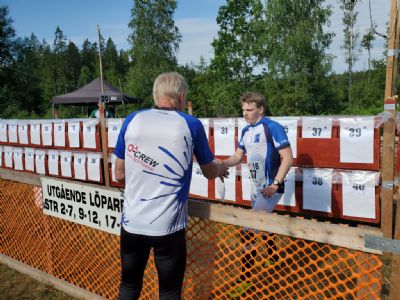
272 178 281 186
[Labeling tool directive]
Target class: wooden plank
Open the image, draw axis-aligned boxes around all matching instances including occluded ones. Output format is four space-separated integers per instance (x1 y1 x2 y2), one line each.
188 199 382 254
381 0 399 238
389 193 400 300
0 253 105 300
0 169 41 186
98 103 110 187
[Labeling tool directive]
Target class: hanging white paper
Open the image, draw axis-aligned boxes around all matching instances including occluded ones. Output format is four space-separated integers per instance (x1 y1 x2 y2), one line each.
87 153 101 182
42 122 53 146
4 146 13 168
24 148 35 172
54 121 66 147
68 121 80 148
302 168 332 212
60 151 72 177
241 163 251 201
48 150 59 176
302 117 332 138
107 119 123 148
189 162 209 197
14 148 23 170
342 172 376 219
35 150 46 174
0 121 7 142
30 122 41 145
214 119 236 156
215 166 236 202
199 118 210 140
278 167 296 207
270 117 298 158
8 123 18 143
18 123 29 144
340 117 374 163
83 121 97 149
0 146 3 167
74 153 87 180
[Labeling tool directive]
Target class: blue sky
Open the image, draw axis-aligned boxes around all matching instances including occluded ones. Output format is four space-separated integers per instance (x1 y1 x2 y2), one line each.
1 0 390 74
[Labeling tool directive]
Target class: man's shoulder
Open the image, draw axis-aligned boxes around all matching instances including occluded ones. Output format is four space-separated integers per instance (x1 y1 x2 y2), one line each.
262 117 284 130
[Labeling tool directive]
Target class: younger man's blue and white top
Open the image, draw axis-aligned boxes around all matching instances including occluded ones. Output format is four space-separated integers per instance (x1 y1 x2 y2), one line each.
239 117 290 211
114 108 213 236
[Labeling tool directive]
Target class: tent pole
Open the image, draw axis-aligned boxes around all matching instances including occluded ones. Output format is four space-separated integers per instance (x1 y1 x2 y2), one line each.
97 25 110 187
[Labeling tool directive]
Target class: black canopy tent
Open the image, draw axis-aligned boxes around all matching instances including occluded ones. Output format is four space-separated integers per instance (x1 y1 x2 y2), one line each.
50 77 141 105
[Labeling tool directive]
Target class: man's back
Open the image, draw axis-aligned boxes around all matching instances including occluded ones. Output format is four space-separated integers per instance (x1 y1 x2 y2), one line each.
114 108 213 236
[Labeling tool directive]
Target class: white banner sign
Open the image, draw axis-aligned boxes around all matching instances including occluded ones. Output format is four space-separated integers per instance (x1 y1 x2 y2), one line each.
302 168 332 212
213 119 236 156
340 117 374 163
342 172 376 219
278 167 296 207
42 177 123 235
271 117 298 158
189 162 209 197
302 117 332 138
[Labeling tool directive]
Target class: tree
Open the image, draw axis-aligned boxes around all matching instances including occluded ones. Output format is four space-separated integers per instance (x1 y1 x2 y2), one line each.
361 28 375 76
126 0 181 106
262 0 335 115
103 38 119 86
339 0 360 105
0 5 15 67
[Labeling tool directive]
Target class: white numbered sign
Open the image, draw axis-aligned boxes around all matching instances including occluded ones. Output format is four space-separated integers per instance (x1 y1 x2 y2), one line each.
83 121 97 149
189 162 209 197
8 123 18 143
340 117 374 163
4 146 13 168
30 123 41 145
35 150 46 174
54 122 66 147
24 148 35 172
48 150 59 176
14 148 23 170
278 167 296 207
271 117 298 158
18 124 29 144
214 119 235 156
302 117 332 138
42 123 53 146
74 153 87 180
68 121 80 148
0 121 7 142
87 153 101 182
107 119 123 148
302 168 332 212
342 172 376 219
61 151 72 177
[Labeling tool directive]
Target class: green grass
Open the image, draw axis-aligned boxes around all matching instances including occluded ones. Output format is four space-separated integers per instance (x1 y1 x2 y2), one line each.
0 263 77 300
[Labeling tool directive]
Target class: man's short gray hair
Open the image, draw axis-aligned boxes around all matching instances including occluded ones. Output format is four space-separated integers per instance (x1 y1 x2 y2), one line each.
153 72 188 105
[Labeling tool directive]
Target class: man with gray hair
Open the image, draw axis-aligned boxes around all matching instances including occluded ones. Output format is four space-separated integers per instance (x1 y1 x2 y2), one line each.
114 72 228 299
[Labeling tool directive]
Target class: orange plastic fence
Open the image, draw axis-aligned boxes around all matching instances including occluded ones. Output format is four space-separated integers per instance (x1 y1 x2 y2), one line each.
0 178 382 299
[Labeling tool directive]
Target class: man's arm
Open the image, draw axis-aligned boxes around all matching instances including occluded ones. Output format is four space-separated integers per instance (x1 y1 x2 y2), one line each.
274 147 293 184
115 158 125 182
222 148 245 167
200 160 229 180
262 146 293 197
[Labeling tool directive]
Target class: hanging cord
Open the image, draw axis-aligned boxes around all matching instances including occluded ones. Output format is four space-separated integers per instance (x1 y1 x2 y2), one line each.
368 0 391 39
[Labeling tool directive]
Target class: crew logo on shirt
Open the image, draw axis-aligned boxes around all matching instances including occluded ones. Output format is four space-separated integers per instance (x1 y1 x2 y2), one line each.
126 144 159 170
